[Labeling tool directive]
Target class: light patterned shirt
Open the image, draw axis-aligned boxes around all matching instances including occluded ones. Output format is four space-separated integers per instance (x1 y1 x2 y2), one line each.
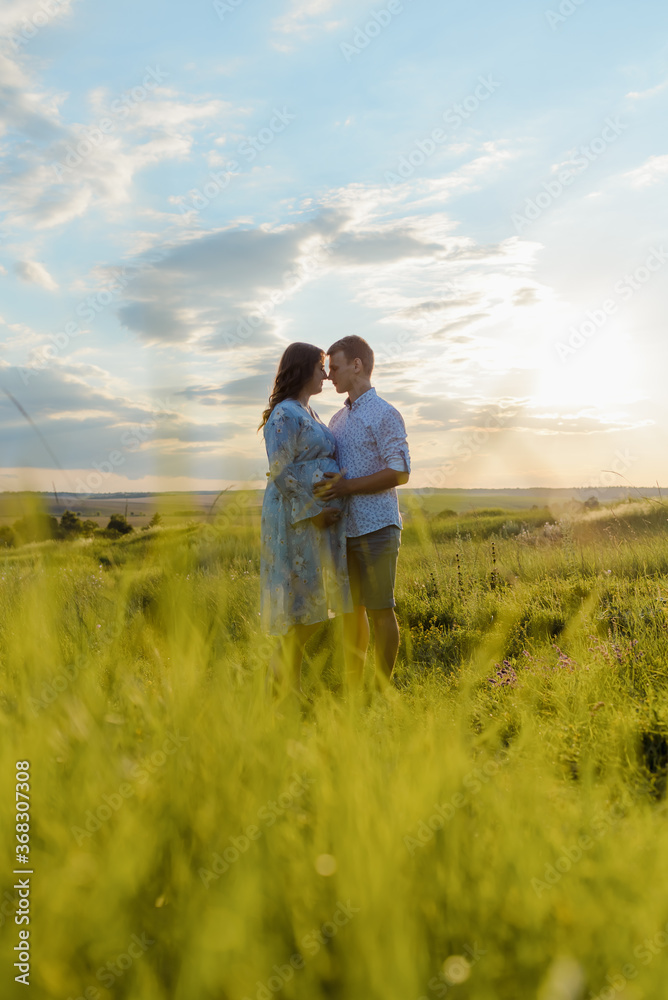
328 387 410 538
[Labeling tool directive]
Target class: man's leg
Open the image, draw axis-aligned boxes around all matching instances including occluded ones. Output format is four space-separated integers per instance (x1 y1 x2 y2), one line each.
343 533 369 697
342 605 370 695
368 607 400 686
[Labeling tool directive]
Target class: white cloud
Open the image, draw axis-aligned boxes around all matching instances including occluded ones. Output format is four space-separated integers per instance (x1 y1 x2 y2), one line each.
13 259 58 289
98 150 548 415
88 87 231 133
624 154 668 189
271 0 348 51
113 218 343 351
320 141 518 224
625 79 668 100
0 363 243 480
0 0 79 32
0 51 66 143
1 58 237 232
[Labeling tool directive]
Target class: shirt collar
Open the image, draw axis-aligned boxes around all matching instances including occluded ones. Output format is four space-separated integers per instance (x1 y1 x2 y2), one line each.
344 387 376 410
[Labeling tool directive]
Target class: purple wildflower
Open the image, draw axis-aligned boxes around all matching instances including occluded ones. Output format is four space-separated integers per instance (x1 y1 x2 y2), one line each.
488 660 518 687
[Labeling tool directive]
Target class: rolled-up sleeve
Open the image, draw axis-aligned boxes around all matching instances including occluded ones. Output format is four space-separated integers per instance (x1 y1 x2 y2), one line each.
264 410 324 524
376 409 411 474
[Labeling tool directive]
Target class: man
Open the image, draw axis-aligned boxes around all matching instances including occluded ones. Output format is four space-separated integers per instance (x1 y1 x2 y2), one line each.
316 335 410 694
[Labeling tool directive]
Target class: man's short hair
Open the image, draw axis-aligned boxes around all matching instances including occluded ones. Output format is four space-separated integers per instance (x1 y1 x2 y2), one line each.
327 335 374 375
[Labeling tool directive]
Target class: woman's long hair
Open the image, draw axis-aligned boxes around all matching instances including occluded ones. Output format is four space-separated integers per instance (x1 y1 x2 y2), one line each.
258 343 324 429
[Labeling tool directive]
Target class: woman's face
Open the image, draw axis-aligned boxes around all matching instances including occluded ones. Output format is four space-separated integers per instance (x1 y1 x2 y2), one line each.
306 357 328 396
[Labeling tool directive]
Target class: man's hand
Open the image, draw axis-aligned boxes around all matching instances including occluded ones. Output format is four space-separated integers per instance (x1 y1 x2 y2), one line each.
315 467 409 500
314 471 349 502
311 506 342 528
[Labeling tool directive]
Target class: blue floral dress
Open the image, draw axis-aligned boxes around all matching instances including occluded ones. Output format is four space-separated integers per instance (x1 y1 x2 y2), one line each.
260 399 352 636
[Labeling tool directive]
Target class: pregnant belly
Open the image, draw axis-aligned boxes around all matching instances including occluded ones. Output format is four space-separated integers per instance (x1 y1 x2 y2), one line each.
310 458 345 508
306 457 340 484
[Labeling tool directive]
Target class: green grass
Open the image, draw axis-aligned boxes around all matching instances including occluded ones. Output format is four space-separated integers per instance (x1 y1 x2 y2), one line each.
3 499 668 998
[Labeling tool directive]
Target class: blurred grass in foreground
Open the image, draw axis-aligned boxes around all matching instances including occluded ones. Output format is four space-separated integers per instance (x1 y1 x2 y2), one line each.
2 499 668 998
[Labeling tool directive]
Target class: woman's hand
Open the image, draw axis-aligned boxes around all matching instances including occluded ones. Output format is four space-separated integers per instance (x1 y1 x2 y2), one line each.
311 507 342 529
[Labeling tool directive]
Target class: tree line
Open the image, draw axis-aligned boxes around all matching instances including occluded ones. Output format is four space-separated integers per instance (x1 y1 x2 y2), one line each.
0 510 163 547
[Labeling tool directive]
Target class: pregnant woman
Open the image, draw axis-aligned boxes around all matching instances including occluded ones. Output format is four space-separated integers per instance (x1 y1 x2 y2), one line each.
259 342 352 702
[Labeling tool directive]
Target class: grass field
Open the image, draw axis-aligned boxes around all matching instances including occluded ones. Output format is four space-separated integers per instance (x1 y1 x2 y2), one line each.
3 495 668 999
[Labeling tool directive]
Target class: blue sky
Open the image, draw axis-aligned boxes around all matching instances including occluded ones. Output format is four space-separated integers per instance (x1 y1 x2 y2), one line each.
1 0 667 493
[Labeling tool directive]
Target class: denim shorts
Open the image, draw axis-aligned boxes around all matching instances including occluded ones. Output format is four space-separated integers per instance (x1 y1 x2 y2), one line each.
346 525 401 610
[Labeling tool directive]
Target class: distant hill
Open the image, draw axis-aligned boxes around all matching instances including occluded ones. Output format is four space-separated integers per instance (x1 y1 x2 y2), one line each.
3 487 665 499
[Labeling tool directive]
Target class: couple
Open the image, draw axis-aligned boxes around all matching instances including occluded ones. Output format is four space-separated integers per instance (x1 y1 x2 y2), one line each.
259 335 410 702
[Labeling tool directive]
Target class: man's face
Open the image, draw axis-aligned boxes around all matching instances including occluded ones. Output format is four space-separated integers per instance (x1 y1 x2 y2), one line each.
327 351 356 394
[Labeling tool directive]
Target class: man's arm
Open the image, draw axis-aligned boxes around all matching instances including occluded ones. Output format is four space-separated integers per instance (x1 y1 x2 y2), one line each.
318 402 410 501
316 467 409 501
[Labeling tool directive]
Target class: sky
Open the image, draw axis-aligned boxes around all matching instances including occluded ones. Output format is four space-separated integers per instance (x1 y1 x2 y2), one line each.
1 0 667 494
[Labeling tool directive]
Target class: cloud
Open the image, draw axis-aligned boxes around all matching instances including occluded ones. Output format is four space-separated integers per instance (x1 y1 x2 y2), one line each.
108 193 540 374
401 395 650 437
320 142 518 227
625 79 668 100
624 154 668 189
509 409 653 436
117 301 192 345
387 141 519 209
177 368 277 405
513 286 540 307
113 205 464 353
329 229 445 266
0 0 78 33
0 139 564 484
198 318 278 353
412 397 471 428
398 295 483 319
432 315 489 338
13 259 58 290
271 0 347 51
113 224 322 349
1 56 234 232
0 364 242 477
0 50 66 144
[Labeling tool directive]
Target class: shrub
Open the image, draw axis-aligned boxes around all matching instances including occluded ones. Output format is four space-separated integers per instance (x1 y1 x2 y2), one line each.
60 509 83 536
12 513 58 544
0 525 15 547
106 514 133 535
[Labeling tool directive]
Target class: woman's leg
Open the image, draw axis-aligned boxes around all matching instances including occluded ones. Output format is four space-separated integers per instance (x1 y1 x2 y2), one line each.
291 622 320 694
267 622 320 701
